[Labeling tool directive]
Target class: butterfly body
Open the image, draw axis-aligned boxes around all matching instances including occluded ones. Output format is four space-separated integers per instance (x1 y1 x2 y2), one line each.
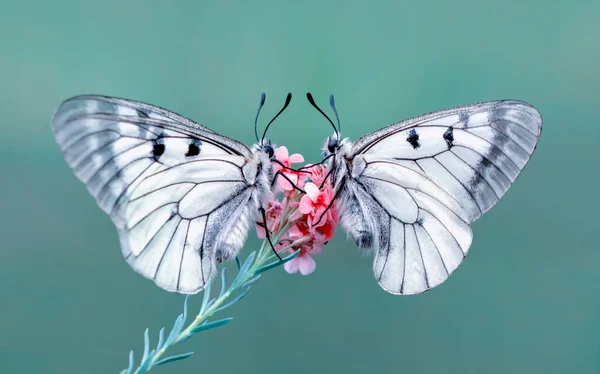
52 95 277 294
320 99 542 295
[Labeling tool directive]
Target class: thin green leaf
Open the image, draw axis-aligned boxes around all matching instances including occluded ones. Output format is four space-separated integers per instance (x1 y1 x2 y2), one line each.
156 328 165 351
142 329 150 362
214 287 251 313
126 351 134 374
219 268 228 298
200 280 213 313
182 296 189 324
235 256 241 269
255 250 300 275
154 352 194 367
206 298 216 311
138 349 155 372
241 274 261 288
231 251 256 289
165 314 184 346
190 317 234 334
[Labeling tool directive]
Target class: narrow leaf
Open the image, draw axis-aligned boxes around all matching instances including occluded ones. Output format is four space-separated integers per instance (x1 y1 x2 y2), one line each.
156 328 165 351
165 314 184 346
231 251 256 289
214 287 251 313
142 328 150 362
241 274 261 289
255 250 300 275
235 256 241 269
126 350 134 374
219 268 228 298
190 318 233 333
154 352 194 367
138 349 155 372
200 281 213 313
182 295 189 324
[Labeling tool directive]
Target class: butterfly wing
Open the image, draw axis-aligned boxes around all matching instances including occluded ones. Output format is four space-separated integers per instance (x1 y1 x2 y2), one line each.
351 100 542 221
52 95 262 294
339 100 542 294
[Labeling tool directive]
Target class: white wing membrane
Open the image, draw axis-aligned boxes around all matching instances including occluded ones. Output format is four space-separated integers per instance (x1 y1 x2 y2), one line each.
352 101 542 221
337 100 542 295
52 95 260 294
352 156 473 294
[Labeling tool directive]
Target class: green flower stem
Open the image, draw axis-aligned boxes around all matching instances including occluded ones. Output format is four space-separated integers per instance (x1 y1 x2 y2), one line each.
124 229 298 374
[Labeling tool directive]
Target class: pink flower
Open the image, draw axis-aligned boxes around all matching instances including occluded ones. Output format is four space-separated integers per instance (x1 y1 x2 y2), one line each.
273 146 306 191
284 252 317 275
305 164 328 187
255 199 283 239
254 146 339 276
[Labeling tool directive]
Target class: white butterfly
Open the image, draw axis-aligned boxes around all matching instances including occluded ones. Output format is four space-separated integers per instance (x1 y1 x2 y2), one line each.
308 94 542 295
52 94 291 294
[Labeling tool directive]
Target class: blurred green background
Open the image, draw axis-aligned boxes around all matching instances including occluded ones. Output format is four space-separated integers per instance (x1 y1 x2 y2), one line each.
1 0 598 373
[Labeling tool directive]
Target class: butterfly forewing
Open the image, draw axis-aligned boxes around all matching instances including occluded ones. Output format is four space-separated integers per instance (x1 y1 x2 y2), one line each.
334 100 542 295
351 100 542 221
52 95 264 294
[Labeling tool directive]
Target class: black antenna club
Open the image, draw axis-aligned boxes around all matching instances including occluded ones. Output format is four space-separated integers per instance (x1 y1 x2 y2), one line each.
306 93 339 137
261 93 292 143
254 92 267 142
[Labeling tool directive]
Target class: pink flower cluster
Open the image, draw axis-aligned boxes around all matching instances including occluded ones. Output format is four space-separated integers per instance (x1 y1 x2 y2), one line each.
256 146 339 275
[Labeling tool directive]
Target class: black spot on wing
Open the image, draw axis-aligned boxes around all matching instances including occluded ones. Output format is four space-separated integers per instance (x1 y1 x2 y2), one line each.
443 127 454 149
185 139 202 157
152 136 165 160
406 129 420 149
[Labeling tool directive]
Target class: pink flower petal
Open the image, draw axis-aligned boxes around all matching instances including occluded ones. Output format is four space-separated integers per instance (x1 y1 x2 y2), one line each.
277 172 298 191
274 146 289 161
284 257 299 274
255 224 266 239
304 182 320 202
287 153 305 164
298 255 316 275
299 194 314 215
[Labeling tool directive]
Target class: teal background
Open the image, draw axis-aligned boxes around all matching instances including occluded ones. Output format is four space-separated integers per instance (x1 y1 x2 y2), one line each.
1 0 598 373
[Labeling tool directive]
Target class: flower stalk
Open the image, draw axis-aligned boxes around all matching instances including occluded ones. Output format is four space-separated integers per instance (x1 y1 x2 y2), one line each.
120 233 299 374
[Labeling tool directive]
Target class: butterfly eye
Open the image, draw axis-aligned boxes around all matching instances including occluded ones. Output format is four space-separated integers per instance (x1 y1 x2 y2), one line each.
327 137 338 153
264 144 274 159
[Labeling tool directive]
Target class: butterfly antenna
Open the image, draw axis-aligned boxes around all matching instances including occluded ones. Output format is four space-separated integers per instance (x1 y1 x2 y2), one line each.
306 93 339 138
254 93 267 142
261 93 292 143
329 94 341 134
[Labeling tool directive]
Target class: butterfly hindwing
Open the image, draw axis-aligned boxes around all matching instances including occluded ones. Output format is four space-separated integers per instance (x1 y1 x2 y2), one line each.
331 100 542 294
339 155 473 294
52 95 263 294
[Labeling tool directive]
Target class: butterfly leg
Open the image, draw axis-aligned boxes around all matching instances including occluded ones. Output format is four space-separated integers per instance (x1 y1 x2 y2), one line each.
297 153 334 170
270 170 307 194
258 207 283 260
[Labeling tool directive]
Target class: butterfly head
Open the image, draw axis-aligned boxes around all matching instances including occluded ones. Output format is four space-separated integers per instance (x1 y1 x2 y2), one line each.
264 143 275 159
326 136 339 154
322 134 352 158
256 138 276 160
